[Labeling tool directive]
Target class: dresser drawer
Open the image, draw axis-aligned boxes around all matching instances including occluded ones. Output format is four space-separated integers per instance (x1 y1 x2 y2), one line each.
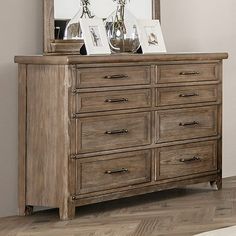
156 106 218 143
76 150 151 194
77 112 151 153
156 141 217 180
77 89 151 113
156 85 218 106
77 66 151 88
157 63 218 83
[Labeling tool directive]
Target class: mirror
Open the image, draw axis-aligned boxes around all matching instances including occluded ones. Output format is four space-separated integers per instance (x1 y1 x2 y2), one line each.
43 0 160 54
55 0 153 21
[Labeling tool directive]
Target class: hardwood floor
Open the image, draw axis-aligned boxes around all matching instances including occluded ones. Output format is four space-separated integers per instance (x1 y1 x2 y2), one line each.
1 177 236 236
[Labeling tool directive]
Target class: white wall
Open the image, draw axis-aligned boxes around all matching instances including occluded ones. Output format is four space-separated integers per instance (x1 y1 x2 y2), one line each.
0 0 42 217
0 0 235 217
161 0 236 178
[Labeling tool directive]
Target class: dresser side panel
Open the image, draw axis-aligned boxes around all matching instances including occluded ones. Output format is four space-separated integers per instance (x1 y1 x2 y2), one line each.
26 64 71 207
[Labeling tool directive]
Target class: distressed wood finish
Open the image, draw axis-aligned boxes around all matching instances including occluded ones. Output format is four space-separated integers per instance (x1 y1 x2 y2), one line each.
76 89 151 113
77 66 151 88
18 64 27 216
156 84 218 107
157 63 219 83
16 53 227 220
43 0 161 54
76 112 151 153
76 150 151 194
156 106 218 143
156 141 217 180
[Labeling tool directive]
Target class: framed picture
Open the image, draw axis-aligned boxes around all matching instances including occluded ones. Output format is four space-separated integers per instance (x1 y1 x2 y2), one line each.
137 20 166 54
80 18 111 55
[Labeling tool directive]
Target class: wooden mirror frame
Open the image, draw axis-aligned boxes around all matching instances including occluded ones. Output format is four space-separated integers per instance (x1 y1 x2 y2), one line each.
43 0 161 54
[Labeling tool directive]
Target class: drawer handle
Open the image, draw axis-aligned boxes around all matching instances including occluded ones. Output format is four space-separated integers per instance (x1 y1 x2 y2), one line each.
104 74 129 79
179 121 199 127
179 93 199 98
105 129 129 135
105 168 129 175
179 156 201 163
105 98 129 103
179 71 200 76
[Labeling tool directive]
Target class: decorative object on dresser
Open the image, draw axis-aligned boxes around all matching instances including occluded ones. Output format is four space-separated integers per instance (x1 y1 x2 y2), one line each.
45 0 161 54
80 18 111 55
137 19 166 54
105 0 140 53
64 0 95 40
15 53 228 220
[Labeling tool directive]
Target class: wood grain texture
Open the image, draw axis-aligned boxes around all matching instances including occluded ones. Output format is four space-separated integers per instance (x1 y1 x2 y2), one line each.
26 65 71 214
76 66 151 88
76 89 151 113
18 64 27 216
156 84 218 107
156 106 218 143
76 150 151 194
156 141 217 180
43 0 54 53
14 53 229 65
16 53 226 220
157 63 219 83
76 112 151 153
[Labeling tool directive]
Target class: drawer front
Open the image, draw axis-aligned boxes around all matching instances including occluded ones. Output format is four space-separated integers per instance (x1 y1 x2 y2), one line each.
76 150 151 194
157 63 218 83
156 141 217 180
77 66 151 88
156 85 218 106
77 89 151 113
156 106 218 143
77 112 151 153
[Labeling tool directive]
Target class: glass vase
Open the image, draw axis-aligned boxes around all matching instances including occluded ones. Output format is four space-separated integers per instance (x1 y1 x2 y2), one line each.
105 3 140 53
64 0 95 40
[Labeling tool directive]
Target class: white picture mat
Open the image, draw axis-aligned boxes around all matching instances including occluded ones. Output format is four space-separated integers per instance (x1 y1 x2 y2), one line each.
137 20 167 54
80 18 111 55
54 0 152 20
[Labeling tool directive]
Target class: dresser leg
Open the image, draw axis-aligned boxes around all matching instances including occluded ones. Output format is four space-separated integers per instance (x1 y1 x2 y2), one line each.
25 206 34 216
210 177 222 190
59 202 76 220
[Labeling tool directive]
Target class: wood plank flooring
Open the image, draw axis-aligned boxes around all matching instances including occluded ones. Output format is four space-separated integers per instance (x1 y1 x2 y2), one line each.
1 177 236 236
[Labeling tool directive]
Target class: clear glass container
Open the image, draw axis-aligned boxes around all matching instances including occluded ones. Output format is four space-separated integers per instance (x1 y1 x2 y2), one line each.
64 0 94 40
105 3 140 53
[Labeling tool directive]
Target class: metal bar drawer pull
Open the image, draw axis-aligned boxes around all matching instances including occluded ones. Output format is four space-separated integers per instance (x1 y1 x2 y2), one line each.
179 71 200 76
179 156 201 163
105 129 129 135
104 74 129 79
105 98 129 103
179 121 199 127
105 168 129 174
179 93 199 98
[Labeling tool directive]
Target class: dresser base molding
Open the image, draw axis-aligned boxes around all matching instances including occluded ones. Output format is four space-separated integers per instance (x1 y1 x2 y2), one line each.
16 53 227 220
22 173 220 220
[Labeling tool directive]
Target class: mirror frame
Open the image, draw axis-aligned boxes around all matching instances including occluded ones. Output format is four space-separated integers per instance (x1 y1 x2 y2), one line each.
43 0 161 54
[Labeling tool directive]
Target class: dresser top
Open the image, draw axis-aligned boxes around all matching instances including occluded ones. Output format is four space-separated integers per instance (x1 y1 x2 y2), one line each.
15 52 228 65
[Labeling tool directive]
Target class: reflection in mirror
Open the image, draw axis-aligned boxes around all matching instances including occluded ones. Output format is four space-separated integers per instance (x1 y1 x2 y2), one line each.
54 0 153 39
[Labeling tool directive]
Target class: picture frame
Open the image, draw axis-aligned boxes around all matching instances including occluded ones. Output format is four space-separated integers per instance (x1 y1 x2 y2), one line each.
80 18 111 55
137 19 166 54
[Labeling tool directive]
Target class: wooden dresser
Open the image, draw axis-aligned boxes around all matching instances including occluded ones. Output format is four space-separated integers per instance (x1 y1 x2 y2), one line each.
15 53 228 220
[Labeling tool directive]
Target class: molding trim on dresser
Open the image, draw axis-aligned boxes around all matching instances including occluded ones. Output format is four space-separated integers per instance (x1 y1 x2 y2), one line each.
15 53 228 220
